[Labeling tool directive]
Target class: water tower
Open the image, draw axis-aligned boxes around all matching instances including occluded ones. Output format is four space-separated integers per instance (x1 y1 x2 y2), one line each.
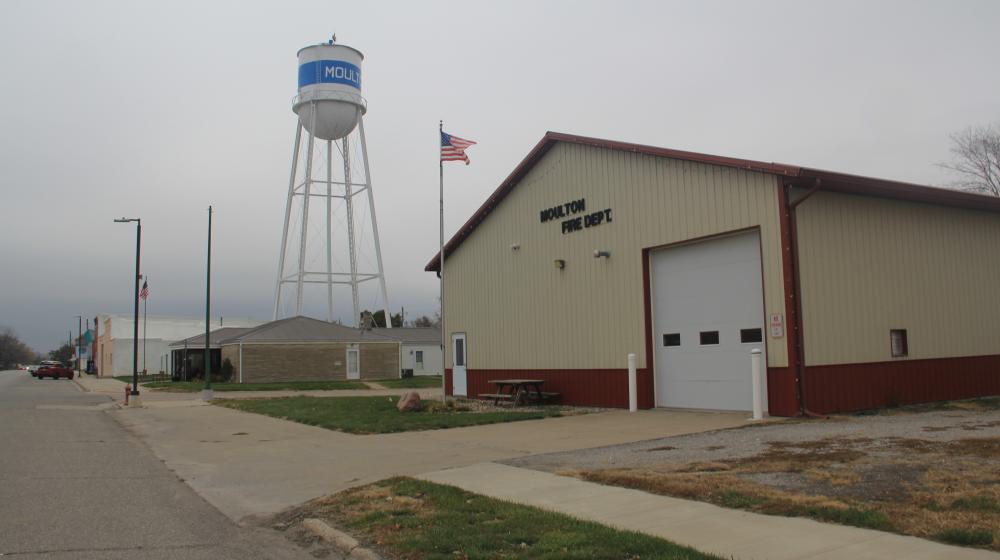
273 37 391 327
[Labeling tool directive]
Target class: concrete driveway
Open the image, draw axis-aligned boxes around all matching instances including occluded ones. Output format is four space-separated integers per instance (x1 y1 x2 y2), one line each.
113 401 750 522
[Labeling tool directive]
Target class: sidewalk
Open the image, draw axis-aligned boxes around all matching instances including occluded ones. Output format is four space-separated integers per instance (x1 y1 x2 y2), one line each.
418 462 999 560
112 404 749 521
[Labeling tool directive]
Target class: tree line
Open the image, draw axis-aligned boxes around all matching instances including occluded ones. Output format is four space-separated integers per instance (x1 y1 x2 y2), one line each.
0 328 40 369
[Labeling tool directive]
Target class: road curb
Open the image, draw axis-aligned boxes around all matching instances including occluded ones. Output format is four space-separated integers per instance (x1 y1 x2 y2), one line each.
302 518 382 559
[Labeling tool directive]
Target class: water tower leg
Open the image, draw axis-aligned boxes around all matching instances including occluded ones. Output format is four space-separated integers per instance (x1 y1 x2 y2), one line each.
342 137 361 327
358 117 392 328
326 139 334 323
295 105 319 316
273 122 303 320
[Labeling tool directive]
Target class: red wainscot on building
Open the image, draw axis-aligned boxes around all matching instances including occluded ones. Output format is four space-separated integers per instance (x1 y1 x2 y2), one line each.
426 132 1000 416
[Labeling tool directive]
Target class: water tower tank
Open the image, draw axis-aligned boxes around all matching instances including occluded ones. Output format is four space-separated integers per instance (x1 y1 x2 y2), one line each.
293 42 366 141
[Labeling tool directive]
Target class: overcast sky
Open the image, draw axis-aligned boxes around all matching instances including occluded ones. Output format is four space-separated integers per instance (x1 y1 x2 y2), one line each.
1 0 998 353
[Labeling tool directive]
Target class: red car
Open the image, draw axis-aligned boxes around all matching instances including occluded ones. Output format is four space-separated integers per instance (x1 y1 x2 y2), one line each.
36 363 74 379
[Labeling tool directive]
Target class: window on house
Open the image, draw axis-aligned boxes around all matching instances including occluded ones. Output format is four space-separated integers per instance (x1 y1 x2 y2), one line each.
740 328 763 344
890 329 908 358
700 331 720 345
455 339 465 366
663 333 681 347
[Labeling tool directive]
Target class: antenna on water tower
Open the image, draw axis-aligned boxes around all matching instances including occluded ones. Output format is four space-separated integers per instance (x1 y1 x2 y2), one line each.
273 36 391 327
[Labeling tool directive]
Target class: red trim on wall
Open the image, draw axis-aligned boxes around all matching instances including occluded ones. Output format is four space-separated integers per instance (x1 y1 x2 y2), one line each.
766 367 799 417
460 369 652 408
775 183 804 416
450 359 998 416
641 248 655 409
444 368 453 396
804 355 1000 414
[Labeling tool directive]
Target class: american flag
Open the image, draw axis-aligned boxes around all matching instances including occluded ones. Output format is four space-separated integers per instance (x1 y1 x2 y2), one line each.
139 280 149 300
441 132 476 165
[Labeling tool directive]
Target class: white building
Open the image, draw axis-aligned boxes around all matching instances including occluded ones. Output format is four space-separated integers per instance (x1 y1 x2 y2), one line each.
376 327 443 376
95 314 262 377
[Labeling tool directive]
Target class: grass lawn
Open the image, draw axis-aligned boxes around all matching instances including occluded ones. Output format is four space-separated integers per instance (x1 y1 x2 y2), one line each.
214 396 561 434
136 380 369 392
280 477 722 559
373 375 442 389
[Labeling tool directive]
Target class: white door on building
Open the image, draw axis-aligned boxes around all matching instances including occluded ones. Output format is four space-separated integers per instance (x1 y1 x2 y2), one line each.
651 230 767 411
451 333 467 397
346 348 360 380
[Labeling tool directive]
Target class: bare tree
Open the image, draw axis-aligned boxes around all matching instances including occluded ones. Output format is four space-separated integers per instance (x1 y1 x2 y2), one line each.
941 123 1000 197
0 328 37 368
412 315 436 328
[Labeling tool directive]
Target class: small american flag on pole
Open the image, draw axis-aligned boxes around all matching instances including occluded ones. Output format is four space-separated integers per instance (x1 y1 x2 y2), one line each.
441 132 476 165
139 280 149 300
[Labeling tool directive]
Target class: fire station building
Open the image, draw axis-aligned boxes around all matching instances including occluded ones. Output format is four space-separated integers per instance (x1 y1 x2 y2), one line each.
426 132 1000 415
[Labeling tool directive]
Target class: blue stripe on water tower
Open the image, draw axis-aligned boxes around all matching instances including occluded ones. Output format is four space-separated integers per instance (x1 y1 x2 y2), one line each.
298 60 362 89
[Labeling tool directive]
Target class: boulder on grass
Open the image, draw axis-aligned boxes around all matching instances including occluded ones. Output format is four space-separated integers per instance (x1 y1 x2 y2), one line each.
397 391 422 412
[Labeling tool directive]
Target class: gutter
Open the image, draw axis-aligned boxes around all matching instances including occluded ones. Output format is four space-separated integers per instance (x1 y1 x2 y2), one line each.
784 178 826 418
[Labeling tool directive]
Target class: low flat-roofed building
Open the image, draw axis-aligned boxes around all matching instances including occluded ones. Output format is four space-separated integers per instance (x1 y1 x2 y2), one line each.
375 327 442 376
94 314 261 377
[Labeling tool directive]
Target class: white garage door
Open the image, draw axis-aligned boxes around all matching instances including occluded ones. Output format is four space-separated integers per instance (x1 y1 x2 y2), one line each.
651 231 767 411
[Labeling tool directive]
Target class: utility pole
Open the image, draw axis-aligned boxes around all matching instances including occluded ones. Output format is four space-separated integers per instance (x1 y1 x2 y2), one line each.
142 276 148 376
202 206 213 400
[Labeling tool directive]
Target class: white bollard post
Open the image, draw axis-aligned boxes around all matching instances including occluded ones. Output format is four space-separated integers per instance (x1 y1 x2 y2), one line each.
627 353 637 412
751 348 763 420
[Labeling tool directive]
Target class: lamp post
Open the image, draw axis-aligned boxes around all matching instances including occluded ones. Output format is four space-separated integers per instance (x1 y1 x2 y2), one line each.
114 217 141 400
74 315 82 377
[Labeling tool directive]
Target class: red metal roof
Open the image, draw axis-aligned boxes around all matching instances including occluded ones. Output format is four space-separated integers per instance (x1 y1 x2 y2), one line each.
425 131 1000 272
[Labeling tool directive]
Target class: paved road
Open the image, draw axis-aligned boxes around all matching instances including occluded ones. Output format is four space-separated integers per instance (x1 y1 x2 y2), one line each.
0 370 311 559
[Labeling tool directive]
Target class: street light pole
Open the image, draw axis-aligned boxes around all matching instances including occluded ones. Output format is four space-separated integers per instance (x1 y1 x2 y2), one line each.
114 217 141 400
75 315 82 377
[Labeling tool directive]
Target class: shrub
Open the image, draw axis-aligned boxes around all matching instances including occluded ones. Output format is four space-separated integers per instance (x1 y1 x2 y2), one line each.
220 358 234 382
935 528 994 547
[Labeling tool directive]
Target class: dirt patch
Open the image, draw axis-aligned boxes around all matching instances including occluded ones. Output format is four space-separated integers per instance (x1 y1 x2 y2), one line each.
268 483 431 558
506 398 1000 551
577 434 1000 550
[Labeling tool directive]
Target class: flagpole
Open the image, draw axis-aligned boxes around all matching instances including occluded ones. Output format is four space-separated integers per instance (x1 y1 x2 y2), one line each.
142 277 147 375
439 120 446 402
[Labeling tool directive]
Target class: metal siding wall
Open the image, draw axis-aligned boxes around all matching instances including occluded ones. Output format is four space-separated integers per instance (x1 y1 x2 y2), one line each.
443 143 788 371
796 190 1000 365
805 355 1000 413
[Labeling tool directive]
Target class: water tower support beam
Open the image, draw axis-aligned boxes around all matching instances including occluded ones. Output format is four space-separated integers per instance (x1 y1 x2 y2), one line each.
326 140 334 322
295 105 319 316
342 137 361 327
273 121 303 320
358 117 392 328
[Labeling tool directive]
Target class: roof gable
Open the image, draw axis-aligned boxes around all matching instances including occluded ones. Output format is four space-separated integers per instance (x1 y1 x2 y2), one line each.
221 316 396 344
426 131 1000 272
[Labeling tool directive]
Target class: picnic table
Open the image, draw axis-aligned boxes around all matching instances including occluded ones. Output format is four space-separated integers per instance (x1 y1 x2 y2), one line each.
478 379 559 406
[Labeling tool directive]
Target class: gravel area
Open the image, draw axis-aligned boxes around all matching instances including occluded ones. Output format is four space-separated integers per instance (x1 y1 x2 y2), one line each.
504 398 1000 549
503 400 1000 474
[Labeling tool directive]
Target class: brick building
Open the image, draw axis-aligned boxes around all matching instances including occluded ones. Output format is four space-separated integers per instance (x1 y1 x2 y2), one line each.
216 316 400 383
